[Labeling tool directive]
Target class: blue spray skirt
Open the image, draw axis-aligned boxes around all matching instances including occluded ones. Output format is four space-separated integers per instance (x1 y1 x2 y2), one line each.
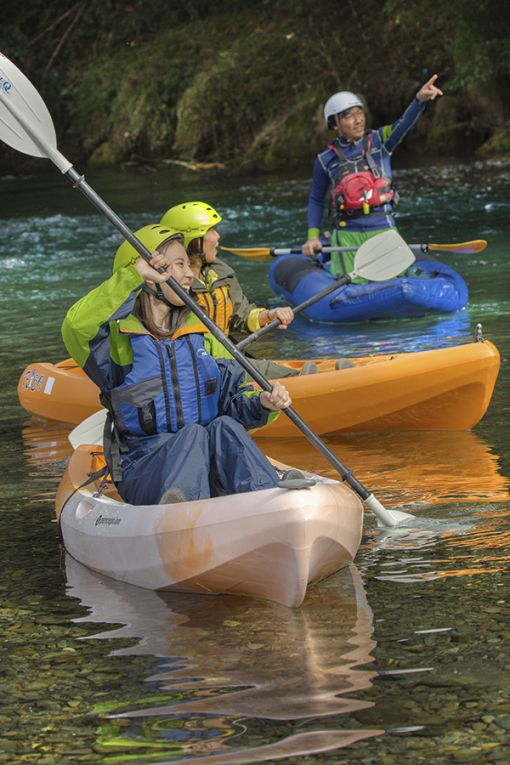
268 255 469 323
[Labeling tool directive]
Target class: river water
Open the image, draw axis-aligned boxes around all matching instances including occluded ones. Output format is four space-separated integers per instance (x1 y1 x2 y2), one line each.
1 156 510 765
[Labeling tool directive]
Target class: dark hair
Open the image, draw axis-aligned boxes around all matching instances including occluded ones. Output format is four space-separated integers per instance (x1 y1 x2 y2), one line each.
132 288 189 341
187 237 204 256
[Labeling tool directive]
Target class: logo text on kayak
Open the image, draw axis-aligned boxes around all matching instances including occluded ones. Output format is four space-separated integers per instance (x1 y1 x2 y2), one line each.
95 515 122 527
22 368 45 392
0 77 12 94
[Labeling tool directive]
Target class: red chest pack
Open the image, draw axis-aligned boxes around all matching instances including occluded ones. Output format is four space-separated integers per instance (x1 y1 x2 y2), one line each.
330 132 395 215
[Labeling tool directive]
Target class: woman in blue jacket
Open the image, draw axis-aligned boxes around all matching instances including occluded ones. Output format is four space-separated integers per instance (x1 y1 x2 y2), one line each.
62 224 293 506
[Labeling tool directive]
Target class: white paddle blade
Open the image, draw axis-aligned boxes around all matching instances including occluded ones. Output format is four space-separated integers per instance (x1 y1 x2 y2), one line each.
364 494 415 528
353 229 415 282
0 54 71 172
68 409 107 450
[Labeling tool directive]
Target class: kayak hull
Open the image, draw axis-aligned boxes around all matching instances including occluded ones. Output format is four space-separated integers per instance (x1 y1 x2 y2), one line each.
268 256 469 322
18 342 500 435
256 341 500 437
56 447 363 608
18 359 100 425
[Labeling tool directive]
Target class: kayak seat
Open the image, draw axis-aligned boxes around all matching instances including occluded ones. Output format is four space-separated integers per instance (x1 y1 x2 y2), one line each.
278 469 316 489
272 257 323 294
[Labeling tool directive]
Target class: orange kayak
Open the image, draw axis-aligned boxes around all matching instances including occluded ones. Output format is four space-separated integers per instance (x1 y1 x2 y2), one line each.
18 341 500 435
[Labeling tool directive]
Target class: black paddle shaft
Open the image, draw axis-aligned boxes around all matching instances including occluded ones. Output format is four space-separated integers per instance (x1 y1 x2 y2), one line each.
236 274 350 351
66 168 371 502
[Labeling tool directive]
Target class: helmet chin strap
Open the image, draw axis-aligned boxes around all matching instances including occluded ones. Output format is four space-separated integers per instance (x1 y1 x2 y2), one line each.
142 283 176 309
197 236 207 262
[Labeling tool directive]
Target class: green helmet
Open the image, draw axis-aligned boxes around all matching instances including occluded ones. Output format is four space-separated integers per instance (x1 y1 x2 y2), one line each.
160 201 222 249
113 224 183 273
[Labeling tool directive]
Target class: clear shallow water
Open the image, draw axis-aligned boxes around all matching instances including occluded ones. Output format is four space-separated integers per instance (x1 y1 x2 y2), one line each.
1 157 510 764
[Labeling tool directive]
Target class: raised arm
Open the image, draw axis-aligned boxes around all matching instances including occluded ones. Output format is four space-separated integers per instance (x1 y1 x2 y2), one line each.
381 75 442 154
416 74 443 104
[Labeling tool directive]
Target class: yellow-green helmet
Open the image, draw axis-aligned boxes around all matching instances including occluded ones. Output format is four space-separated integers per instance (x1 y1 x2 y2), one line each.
160 201 222 249
113 224 183 273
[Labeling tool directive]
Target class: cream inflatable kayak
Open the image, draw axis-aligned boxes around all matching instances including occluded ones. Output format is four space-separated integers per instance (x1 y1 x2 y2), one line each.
56 447 363 608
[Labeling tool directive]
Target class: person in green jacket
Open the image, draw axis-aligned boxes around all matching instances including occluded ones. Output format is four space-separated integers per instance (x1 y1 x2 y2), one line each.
161 201 330 377
62 224 300 505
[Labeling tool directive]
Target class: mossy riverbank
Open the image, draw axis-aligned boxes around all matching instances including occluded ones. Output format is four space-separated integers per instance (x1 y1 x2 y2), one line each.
1 0 510 173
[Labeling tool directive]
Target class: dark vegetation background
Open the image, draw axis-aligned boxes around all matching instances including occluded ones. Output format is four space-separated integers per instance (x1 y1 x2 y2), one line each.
1 0 510 171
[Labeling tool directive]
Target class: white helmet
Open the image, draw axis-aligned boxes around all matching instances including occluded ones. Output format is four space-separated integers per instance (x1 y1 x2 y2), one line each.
324 91 364 127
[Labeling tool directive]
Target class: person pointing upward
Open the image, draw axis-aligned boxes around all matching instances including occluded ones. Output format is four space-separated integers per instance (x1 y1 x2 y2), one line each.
303 75 443 279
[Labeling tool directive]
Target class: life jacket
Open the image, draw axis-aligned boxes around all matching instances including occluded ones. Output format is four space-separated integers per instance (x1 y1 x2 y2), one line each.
105 323 221 440
195 283 233 335
329 132 396 220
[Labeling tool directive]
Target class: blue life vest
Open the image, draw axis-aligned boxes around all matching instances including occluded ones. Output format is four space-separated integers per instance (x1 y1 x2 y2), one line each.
108 325 221 438
329 132 397 222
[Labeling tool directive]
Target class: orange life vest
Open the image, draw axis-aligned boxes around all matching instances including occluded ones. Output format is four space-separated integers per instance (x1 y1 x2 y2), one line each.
195 284 233 335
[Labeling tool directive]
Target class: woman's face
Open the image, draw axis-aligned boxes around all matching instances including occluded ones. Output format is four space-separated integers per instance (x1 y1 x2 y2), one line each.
157 240 194 306
203 226 220 263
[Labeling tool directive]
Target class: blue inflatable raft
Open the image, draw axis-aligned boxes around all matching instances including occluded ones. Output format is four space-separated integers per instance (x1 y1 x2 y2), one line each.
268 255 468 323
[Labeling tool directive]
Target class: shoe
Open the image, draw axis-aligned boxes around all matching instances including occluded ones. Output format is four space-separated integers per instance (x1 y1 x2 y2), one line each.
278 469 316 489
300 361 319 375
159 487 188 505
335 358 355 370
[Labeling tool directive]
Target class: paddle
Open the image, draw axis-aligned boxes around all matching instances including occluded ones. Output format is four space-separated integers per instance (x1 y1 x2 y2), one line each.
68 410 105 450
237 229 415 351
221 239 488 262
0 54 413 529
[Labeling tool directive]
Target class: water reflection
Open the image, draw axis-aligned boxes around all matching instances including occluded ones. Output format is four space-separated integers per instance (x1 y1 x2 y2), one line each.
243 302 478 366
66 557 382 761
21 420 509 508
22 418 73 467
260 430 510 508
258 308 475 359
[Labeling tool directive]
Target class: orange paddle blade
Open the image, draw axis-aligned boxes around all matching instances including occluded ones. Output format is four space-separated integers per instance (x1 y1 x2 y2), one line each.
428 240 487 255
220 246 271 261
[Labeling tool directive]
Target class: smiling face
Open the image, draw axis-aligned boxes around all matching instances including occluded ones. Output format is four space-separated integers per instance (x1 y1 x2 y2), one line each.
157 239 194 306
334 107 366 141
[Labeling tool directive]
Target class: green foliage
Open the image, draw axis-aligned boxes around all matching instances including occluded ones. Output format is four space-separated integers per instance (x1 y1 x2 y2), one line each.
174 28 334 161
384 0 510 108
478 122 510 156
1 0 509 167
66 20 227 157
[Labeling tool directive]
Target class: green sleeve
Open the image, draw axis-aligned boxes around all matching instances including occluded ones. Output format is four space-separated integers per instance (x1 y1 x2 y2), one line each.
204 332 234 360
61 265 144 368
